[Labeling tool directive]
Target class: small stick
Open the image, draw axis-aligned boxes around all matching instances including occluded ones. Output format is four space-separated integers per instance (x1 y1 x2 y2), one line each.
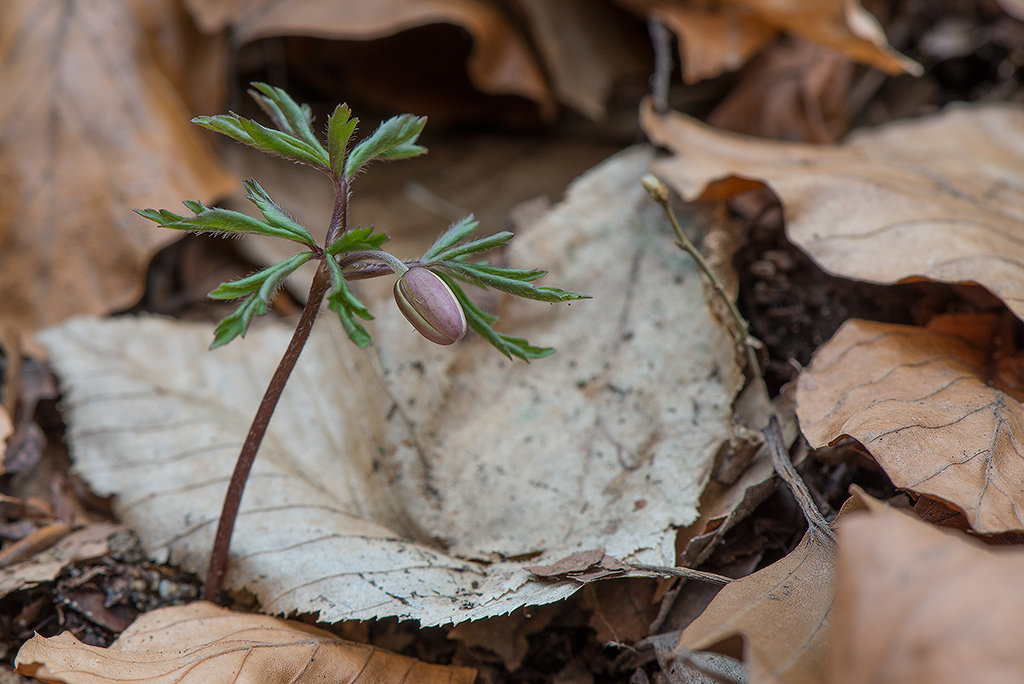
648 18 673 114
627 562 733 586
643 177 761 377
763 415 835 542
0 522 72 568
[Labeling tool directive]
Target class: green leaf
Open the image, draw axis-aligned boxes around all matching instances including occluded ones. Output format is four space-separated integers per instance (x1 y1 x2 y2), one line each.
439 275 553 361
208 252 313 349
192 113 248 142
210 296 265 350
135 208 182 224
437 261 588 303
193 113 329 169
453 262 547 282
423 215 478 260
248 82 326 155
235 117 329 168
431 231 514 261
327 104 359 178
325 256 373 347
135 203 313 245
325 226 390 255
496 333 555 360
243 180 316 246
208 252 313 301
345 114 426 179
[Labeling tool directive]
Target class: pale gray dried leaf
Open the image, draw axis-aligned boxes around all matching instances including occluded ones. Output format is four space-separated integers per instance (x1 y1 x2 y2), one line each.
41 148 741 625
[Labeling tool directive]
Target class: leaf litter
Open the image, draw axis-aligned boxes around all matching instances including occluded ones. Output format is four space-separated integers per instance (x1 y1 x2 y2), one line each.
619 0 919 83
0 523 124 599
667 495 865 684
642 101 1024 324
39 147 743 626
798 314 1024 534
16 601 475 683
0 0 236 342
9 2 1017 678
833 494 1024 684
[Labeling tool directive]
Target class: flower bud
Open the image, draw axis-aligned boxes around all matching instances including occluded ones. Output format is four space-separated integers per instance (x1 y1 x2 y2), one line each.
394 267 467 345
641 174 669 204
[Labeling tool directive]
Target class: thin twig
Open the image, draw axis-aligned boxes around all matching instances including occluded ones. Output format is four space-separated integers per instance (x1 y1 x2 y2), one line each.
644 178 761 377
763 415 835 542
648 18 673 114
627 563 732 586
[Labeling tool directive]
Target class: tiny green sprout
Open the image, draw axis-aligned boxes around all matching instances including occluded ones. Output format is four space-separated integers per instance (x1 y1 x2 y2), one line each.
136 84 587 603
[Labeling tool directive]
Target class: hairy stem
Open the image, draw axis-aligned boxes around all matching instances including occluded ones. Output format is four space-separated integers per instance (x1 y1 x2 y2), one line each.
203 175 351 602
325 176 349 245
202 267 331 601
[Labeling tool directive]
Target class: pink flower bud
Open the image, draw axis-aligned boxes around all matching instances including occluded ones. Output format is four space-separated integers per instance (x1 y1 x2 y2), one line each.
393 267 467 345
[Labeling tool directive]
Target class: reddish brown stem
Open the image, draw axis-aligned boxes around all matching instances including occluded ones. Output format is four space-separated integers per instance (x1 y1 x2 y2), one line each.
202 174 353 602
202 266 332 602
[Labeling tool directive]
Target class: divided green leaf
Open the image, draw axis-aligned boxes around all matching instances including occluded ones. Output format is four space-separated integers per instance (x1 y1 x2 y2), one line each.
325 226 390 255
438 274 554 361
208 252 313 349
430 231 514 261
437 261 588 303
193 114 329 169
452 262 546 282
327 104 359 178
243 180 316 246
345 114 426 178
135 200 314 246
248 82 326 155
423 216 479 260
325 257 373 347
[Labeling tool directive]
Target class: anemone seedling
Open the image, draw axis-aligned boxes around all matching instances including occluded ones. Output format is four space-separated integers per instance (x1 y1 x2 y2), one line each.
137 84 587 602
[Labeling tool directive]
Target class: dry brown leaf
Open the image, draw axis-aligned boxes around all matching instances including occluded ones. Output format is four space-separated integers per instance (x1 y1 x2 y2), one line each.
0 522 72 569
733 0 918 75
641 3 778 83
184 0 553 115
0 523 124 599
678 450 776 568
670 496 864 684
128 0 227 117
448 605 558 671
514 0 647 119
582 579 661 644
16 601 475 683
707 37 854 142
0 1 236 341
797 315 1024 534
525 548 608 578
678 383 795 567
40 148 743 625
832 499 1024 684
526 549 632 582
620 0 917 82
642 102 1024 323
